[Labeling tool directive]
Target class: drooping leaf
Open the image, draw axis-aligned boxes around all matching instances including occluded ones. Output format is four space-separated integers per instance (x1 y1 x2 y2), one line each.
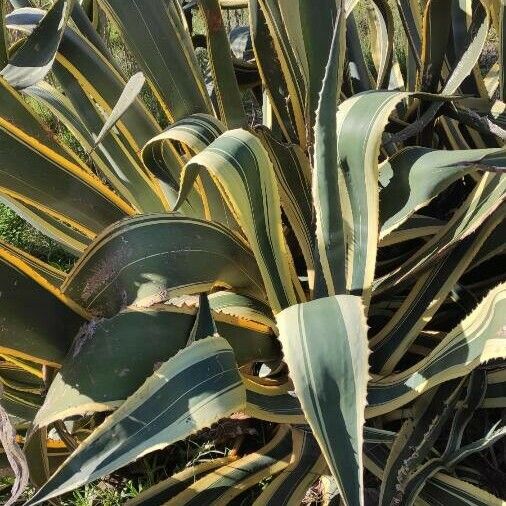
62 214 267 317
1 0 76 89
174 129 298 313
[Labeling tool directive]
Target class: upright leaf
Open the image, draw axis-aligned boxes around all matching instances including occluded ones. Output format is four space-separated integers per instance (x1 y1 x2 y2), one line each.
277 295 369 506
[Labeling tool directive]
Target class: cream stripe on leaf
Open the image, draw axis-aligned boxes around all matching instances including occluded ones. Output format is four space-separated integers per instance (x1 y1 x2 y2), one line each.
174 129 298 314
367 282 506 417
167 424 292 506
277 295 369 506
25 336 246 506
33 304 278 429
255 0 307 148
1 0 76 89
256 126 315 273
248 1 299 145
141 113 238 228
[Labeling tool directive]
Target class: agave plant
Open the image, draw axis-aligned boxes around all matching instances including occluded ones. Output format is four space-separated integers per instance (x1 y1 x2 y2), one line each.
0 0 505 504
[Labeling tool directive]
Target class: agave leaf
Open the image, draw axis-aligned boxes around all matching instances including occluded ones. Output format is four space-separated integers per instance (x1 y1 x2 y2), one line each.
0 77 133 233
124 456 237 506
93 71 145 148
403 426 506 505
174 129 298 313
418 0 452 93
368 0 394 89
419 469 505 506
1 385 43 421
249 0 299 144
371 210 504 374
25 336 246 506
69 1 116 67
0 0 6 68
0 240 66 286
256 126 314 272
368 282 506 417
62 214 266 316
24 81 167 214
187 293 217 344
365 440 505 506
450 1 489 99
23 428 69 489
254 0 307 148
379 377 466 506
33 305 277 428
243 374 306 424
0 192 89 256
142 113 226 160
483 367 506 408
1 0 75 89
315 90 409 303
99 0 212 122
398 370 490 505
0 360 43 390
141 113 236 226
391 0 490 144
379 215 444 247
346 11 375 93
196 0 246 128
379 146 506 238
500 0 506 101
5 8 161 152
297 0 343 141
208 291 276 330
376 174 506 293
0 252 85 367
277 295 369 506
311 9 347 298
254 427 327 506
168 424 292 505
